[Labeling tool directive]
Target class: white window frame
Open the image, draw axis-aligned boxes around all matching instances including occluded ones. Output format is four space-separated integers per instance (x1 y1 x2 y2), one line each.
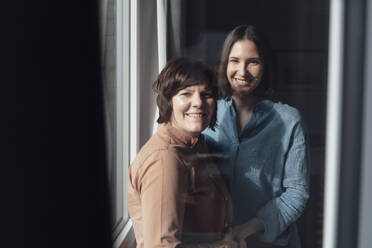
111 0 127 240
323 0 344 248
113 0 138 246
358 1 372 247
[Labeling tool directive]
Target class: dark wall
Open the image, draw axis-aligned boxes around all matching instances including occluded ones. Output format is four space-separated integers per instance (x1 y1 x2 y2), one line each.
2 1 111 247
185 0 329 164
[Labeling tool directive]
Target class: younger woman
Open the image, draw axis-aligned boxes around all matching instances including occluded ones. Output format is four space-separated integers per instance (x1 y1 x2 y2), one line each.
204 25 310 248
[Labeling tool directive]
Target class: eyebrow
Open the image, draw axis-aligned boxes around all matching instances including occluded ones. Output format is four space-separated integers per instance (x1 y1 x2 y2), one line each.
179 87 211 92
179 88 193 91
229 56 261 60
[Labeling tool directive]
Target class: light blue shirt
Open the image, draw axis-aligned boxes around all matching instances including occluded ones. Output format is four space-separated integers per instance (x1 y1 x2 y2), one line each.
203 99 310 247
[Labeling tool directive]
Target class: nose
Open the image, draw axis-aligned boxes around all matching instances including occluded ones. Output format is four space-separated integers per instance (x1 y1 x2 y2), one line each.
191 93 203 108
238 63 250 78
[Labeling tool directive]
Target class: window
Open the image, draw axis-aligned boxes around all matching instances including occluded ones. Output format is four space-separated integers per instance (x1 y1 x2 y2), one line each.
181 1 328 246
100 0 132 243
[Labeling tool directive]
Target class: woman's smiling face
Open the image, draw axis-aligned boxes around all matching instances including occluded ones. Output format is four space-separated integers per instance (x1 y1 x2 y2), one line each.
226 39 264 95
170 84 215 137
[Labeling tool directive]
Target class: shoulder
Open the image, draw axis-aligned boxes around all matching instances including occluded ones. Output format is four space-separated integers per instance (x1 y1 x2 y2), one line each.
217 98 230 106
129 136 186 191
134 134 166 163
216 98 232 112
130 133 185 174
215 98 236 125
269 101 309 141
203 99 232 133
272 101 303 124
203 99 231 139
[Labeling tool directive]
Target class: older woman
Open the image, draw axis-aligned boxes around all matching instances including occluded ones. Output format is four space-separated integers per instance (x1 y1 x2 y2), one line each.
128 57 238 248
203 25 310 248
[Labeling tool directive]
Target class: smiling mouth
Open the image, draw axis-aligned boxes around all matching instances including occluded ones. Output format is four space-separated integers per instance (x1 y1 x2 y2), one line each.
185 113 207 118
234 77 254 85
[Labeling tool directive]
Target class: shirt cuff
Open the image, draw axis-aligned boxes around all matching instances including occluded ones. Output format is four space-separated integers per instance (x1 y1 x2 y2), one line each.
256 205 292 246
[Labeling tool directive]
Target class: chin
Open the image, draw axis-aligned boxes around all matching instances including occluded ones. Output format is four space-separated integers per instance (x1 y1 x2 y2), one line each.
233 86 256 95
186 126 203 135
188 128 202 134
186 120 210 134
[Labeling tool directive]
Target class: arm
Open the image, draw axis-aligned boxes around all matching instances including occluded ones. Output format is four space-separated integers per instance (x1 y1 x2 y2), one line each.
232 218 264 239
140 150 185 248
234 120 310 243
140 150 238 248
255 119 310 243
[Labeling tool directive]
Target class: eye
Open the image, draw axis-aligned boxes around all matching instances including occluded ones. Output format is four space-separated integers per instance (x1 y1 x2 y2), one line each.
250 59 261 65
229 58 239 63
201 91 214 99
180 91 190 96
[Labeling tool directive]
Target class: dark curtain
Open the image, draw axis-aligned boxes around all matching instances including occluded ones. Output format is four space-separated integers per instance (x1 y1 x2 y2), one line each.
167 0 186 59
2 1 111 247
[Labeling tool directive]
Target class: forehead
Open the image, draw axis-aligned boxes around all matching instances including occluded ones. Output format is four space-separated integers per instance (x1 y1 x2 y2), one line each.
229 39 260 58
179 84 210 91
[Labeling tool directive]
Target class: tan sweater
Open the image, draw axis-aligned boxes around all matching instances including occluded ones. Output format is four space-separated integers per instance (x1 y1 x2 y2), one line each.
128 123 232 248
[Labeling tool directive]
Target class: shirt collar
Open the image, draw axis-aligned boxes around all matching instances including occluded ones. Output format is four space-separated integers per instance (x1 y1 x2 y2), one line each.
254 99 274 113
225 98 273 114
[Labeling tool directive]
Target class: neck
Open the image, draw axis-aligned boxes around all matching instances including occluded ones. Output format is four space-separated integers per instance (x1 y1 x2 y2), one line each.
232 93 260 112
168 122 201 138
231 94 261 135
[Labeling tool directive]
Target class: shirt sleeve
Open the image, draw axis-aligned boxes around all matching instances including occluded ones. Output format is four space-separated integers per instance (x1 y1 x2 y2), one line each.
256 119 310 243
140 149 187 248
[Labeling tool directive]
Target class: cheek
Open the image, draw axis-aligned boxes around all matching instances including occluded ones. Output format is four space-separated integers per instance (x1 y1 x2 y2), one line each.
251 66 263 78
172 97 188 115
226 64 233 77
257 65 264 78
226 66 234 84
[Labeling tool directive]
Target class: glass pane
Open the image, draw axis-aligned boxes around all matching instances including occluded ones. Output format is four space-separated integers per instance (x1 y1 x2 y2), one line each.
181 1 329 247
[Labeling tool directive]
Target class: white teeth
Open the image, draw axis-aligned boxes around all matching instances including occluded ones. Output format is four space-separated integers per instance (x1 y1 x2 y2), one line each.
186 113 204 118
235 78 249 84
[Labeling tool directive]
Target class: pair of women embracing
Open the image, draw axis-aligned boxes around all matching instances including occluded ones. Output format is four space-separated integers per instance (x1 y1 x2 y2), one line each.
128 25 310 248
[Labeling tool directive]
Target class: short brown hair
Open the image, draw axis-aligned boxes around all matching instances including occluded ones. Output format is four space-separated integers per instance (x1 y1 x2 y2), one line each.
152 57 218 130
218 25 273 98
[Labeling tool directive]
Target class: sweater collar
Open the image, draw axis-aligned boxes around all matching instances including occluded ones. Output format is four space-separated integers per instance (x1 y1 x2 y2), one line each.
158 123 200 148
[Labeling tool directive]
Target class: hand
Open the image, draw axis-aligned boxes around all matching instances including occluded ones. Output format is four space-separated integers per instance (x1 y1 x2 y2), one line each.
245 235 281 248
222 228 246 248
222 231 239 248
236 237 247 248
232 218 264 240
232 224 247 240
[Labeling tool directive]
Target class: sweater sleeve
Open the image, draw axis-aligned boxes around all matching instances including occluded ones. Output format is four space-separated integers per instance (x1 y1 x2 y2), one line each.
256 119 310 243
138 149 235 248
140 149 187 248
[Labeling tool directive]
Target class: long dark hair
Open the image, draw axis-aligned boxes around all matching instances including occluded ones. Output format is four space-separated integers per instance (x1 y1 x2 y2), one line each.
218 25 273 99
